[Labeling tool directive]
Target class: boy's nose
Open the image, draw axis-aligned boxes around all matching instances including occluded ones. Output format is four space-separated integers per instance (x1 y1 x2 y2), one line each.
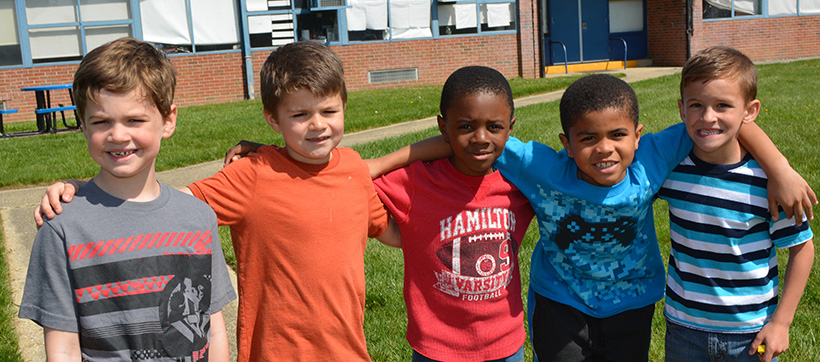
108 123 129 142
307 115 326 130
472 128 490 143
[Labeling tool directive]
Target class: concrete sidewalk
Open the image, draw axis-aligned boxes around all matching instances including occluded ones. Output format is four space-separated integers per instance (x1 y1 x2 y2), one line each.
0 66 679 361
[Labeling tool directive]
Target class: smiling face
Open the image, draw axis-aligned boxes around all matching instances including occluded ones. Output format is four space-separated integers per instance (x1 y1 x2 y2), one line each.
679 78 760 164
83 87 176 197
266 88 345 165
438 92 515 177
559 108 642 187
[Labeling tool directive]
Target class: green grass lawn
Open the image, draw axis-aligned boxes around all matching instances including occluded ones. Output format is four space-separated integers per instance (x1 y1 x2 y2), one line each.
1 60 819 361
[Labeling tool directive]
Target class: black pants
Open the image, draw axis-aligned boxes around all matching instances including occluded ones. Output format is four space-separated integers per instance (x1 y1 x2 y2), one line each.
530 292 654 362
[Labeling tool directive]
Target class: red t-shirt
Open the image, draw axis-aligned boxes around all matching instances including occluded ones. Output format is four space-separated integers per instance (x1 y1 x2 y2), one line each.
374 159 535 361
189 145 388 362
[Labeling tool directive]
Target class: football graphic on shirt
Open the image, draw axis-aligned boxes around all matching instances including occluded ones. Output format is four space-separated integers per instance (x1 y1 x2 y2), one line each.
434 231 514 298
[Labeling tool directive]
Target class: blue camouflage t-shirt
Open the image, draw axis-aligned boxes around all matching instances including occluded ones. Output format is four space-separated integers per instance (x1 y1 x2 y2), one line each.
495 123 692 317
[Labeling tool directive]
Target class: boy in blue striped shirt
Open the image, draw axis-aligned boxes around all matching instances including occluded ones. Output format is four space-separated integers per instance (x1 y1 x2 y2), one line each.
658 46 814 362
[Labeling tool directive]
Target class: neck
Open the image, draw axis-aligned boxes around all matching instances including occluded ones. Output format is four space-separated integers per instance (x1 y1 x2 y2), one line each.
92 169 162 202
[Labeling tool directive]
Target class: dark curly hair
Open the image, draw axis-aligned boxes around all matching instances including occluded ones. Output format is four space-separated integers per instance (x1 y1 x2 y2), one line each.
440 66 514 119
559 74 639 134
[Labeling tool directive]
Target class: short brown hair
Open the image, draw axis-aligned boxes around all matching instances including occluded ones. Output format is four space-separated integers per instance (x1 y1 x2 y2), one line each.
73 37 176 124
680 46 757 102
260 41 347 114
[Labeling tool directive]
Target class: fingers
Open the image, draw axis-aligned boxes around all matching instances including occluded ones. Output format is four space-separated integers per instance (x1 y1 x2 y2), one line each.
768 197 780 222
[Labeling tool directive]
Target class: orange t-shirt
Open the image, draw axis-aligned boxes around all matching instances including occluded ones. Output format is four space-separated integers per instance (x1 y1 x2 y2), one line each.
188 146 388 362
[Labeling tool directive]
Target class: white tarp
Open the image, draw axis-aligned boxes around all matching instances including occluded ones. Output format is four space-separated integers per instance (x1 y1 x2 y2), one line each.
391 0 432 38
140 0 239 46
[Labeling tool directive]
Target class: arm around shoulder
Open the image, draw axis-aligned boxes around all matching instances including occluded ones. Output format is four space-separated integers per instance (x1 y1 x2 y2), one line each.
738 122 817 223
366 135 452 178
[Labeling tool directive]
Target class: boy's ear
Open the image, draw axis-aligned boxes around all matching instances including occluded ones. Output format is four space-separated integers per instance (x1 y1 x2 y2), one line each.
743 99 761 124
162 104 178 139
264 109 281 132
634 123 643 150
559 133 572 158
677 99 686 122
436 115 451 143
507 116 516 139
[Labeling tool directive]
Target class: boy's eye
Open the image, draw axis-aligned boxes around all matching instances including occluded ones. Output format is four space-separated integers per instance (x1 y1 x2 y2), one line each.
457 124 473 130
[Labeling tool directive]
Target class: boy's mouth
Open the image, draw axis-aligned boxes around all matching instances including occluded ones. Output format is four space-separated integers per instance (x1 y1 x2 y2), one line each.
307 136 330 142
595 161 617 169
697 129 723 136
108 150 136 158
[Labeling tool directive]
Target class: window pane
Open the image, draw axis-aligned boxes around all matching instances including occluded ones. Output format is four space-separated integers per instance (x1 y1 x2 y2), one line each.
141 0 191 46
85 25 131 52
29 26 81 62
609 0 643 32
0 0 22 66
347 0 388 41
297 11 338 42
26 0 78 25
391 0 431 39
480 3 515 32
438 3 478 35
80 0 130 22
800 0 820 13
191 0 240 46
249 13 295 47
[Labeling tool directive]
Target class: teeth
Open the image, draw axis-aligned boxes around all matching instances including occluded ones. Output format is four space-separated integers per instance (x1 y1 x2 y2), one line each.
596 161 616 168
699 129 721 135
110 150 135 157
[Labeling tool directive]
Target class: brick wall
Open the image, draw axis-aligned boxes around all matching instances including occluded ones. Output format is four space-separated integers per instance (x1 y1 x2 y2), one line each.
647 0 690 66
1 52 247 123
692 2 820 62
3 33 524 123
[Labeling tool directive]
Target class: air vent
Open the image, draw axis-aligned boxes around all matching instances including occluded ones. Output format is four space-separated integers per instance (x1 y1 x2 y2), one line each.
368 68 419 84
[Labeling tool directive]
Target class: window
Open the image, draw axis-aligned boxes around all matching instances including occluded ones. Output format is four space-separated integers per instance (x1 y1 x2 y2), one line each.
703 0 761 18
704 0 820 19
140 0 239 53
437 0 516 36
0 0 22 66
609 0 644 33
346 0 432 42
24 0 132 63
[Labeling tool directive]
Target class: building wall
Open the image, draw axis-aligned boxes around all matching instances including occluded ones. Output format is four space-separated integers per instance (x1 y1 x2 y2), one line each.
691 2 820 61
1 52 247 123
647 0 690 66
3 33 524 124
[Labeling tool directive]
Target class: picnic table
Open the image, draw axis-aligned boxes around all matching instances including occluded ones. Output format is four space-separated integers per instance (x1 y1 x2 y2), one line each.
1 83 80 137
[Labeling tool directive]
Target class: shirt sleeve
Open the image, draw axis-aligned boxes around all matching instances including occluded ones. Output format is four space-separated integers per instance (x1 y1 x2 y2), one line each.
188 154 259 226
372 163 415 224
638 122 694 186
493 136 530 182
206 215 237 313
18 223 79 332
770 212 814 249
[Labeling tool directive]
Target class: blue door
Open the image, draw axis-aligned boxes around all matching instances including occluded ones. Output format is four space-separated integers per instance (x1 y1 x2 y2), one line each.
548 0 609 63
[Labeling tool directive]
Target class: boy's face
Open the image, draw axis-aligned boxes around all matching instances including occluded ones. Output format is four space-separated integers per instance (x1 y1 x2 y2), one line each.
679 78 760 164
83 87 176 190
438 92 515 177
559 108 642 187
265 88 344 165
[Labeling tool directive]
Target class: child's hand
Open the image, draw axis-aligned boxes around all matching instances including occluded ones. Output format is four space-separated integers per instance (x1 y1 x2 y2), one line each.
223 140 264 167
34 180 84 227
767 166 817 225
749 321 790 362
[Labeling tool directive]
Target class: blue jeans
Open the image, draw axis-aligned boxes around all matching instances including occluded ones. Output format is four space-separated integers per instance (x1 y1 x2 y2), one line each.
411 346 524 362
665 321 774 362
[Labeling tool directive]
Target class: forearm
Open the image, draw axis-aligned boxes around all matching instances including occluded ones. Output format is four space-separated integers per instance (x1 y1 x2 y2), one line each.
44 328 81 362
738 122 788 175
208 311 230 362
367 135 452 178
770 239 814 327
375 217 402 248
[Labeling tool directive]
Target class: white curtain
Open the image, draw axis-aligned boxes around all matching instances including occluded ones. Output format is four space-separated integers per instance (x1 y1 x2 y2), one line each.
704 0 758 15
140 0 239 46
